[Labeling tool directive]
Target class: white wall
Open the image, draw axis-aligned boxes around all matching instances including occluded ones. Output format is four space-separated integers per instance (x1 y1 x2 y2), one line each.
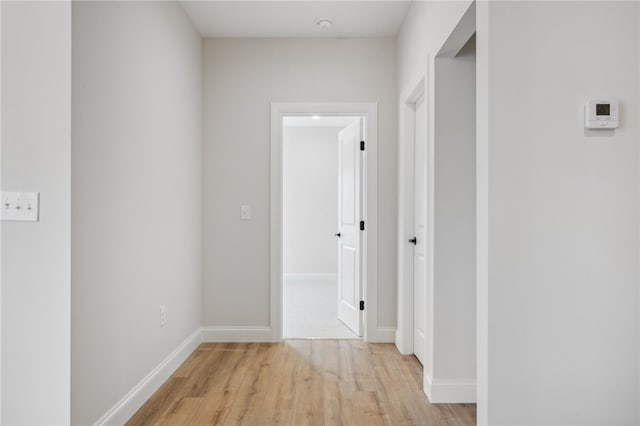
396 0 475 399
202 38 397 329
1 2 71 424
431 35 476 396
397 1 473 100
71 2 202 424
477 2 639 424
283 126 339 276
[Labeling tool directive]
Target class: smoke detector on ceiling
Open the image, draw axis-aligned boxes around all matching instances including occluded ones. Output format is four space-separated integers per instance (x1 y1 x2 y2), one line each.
316 19 333 29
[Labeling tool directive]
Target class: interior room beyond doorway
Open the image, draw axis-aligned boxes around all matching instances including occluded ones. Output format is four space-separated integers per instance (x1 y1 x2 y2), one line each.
282 115 364 339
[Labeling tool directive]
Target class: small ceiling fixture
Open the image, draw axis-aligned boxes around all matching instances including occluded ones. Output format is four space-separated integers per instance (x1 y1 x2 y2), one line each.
316 19 333 30
311 115 321 120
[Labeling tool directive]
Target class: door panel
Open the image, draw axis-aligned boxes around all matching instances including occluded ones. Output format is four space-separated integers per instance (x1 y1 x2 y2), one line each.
413 95 427 365
341 138 356 224
337 118 363 336
340 247 356 304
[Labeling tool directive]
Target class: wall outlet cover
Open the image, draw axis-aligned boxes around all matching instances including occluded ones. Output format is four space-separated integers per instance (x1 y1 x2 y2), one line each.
240 205 251 220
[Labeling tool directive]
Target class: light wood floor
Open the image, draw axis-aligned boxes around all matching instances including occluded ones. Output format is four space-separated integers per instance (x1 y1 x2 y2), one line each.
126 340 476 426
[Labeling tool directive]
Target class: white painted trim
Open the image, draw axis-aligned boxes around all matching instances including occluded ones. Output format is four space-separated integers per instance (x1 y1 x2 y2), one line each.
636 1 640 420
94 329 202 426
0 2 3 420
425 51 436 391
397 74 427 356
425 377 477 404
369 326 396 343
271 102 379 343
476 1 490 424
200 326 273 342
283 273 337 282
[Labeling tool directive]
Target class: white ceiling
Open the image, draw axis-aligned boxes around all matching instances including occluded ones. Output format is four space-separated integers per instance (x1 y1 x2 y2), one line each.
283 115 360 128
180 1 412 38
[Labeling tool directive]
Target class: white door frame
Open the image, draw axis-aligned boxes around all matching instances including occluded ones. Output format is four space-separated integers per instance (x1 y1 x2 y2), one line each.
0 2 3 420
270 102 378 342
397 61 434 386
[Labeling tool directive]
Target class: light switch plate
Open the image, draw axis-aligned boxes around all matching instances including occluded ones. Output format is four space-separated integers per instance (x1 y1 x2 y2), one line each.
160 305 166 327
240 205 251 220
1 191 40 222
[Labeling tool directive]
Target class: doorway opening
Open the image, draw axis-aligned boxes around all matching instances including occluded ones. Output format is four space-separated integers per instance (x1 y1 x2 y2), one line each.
270 102 379 342
282 115 364 339
397 1 477 405
427 31 477 403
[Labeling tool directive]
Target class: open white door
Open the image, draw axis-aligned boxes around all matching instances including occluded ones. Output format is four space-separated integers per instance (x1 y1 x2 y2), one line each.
336 118 364 336
412 95 427 364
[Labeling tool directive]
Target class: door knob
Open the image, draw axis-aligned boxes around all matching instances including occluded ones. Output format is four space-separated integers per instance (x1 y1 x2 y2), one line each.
409 237 417 245
335 232 342 238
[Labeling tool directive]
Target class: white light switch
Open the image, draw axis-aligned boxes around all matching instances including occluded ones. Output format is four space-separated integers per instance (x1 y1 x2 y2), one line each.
160 305 166 327
240 205 251 220
1 191 39 222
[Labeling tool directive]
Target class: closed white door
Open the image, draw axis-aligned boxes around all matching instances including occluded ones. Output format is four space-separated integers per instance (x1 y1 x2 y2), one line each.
336 118 363 336
413 95 427 365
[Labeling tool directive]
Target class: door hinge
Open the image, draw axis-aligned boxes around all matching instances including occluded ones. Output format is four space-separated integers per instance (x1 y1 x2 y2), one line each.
360 220 365 231
360 140 365 151
360 300 365 311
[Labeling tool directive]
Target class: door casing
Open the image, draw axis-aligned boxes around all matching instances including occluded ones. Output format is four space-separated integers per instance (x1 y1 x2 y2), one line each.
270 102 378 342
397 66 437 395
412 93 428 365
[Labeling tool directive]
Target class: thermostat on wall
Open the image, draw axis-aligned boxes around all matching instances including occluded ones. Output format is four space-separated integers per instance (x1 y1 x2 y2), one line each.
585 100 619 129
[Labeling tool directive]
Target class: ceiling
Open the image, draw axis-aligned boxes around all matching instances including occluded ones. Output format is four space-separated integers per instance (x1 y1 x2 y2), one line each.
180 1 412 38
283 115 360 128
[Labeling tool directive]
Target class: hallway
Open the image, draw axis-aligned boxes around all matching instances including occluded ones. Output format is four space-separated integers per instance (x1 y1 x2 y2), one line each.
4 1 638 424
126 340 476 425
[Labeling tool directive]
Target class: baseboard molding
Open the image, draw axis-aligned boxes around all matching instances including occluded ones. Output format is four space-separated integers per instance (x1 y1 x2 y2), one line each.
425 376 476 403
367 326 396 343
92 323 395 425
283 273 337 281
94 329 202 426
394 329 413 355
201 326 274 342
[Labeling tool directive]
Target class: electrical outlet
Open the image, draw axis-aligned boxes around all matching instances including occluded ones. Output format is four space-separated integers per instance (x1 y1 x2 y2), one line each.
160 305 166 327
240 205 251 220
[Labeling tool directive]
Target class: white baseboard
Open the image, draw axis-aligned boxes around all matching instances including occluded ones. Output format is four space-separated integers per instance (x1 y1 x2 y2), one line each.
94 329 202 426
93 323 396 425
394 329 413 355
366 326 396 343
283 273 337 281
425 376 476 403
200 326 274 342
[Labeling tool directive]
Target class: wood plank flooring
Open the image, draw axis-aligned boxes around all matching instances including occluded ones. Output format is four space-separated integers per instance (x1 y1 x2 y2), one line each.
126 340 476 426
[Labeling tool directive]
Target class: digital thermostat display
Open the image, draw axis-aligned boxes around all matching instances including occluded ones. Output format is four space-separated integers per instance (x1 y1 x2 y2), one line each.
585 100 619 129
596 104 610 116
